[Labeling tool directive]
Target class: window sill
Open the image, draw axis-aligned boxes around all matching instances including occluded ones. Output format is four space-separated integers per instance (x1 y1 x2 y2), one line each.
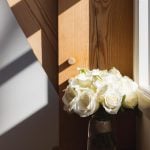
138 88 150 119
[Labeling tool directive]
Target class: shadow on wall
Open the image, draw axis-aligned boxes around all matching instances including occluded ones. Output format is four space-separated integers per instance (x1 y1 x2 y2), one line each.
8 1 87 150
0 50 36 86
0 48 59 150
58 0 80 14
9 0 58 90
0 0 59 150
0 49 59 150
0 83 59 150
9 0 81 90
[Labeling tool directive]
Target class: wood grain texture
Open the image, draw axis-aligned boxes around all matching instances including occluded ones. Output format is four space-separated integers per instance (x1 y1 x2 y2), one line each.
59 0 89 85
59 0 89 150
59 0 134 149
8 0 58 89
10 0 134 149
90 0 135 150
90 0 133 77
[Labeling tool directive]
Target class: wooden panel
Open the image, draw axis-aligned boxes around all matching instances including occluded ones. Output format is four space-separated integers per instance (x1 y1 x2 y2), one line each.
59 0 134 150
59 0 89 85
59 0 89 150
90 0 135 150
90 0 133 77
8 0 58 89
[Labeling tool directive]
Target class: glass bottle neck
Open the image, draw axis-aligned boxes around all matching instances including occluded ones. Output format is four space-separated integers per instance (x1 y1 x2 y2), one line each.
94 120 112 133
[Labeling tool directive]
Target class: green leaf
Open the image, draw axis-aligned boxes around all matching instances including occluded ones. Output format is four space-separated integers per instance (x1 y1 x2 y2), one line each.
95 75 103 81
78 68 87 74
122 95 126 102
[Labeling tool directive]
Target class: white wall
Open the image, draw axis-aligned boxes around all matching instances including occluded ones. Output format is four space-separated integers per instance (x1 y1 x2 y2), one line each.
0 0 59 149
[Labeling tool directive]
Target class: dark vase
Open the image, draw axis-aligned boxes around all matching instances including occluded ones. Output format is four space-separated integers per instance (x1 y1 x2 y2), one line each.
87 110 116 150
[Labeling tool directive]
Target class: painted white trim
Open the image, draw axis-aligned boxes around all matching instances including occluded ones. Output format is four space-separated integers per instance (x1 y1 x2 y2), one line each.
133 0 139 83
134 0 150 92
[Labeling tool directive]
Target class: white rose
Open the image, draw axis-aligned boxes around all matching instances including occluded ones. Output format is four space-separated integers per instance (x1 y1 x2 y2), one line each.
109 67 122 78
102 73 120 87
77 73 92 87
91 69 101 76
62 86 79 112
73 89 99 117
123 92 138 109
102 89 122 114
119 76 138 108
91 69 100 75
69 72 93 88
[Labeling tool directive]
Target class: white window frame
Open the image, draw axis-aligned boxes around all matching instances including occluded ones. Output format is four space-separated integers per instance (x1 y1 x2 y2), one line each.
134 0 150 93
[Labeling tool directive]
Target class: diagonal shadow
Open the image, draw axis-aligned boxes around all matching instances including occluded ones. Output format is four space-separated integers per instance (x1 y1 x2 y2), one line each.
10 0 40 38
10 0 80 37
59 60 70 73
59 0 80 14
10 0 59 90
0 79 59 150
9 0 81 90
0 1 59 149
0 50 36 86
7 1 85 150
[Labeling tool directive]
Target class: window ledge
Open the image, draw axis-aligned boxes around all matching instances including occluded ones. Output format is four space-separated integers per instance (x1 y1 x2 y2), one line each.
138 88 150 119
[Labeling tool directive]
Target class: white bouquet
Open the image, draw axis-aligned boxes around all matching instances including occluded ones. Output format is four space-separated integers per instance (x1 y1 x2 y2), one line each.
62 67 138 117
